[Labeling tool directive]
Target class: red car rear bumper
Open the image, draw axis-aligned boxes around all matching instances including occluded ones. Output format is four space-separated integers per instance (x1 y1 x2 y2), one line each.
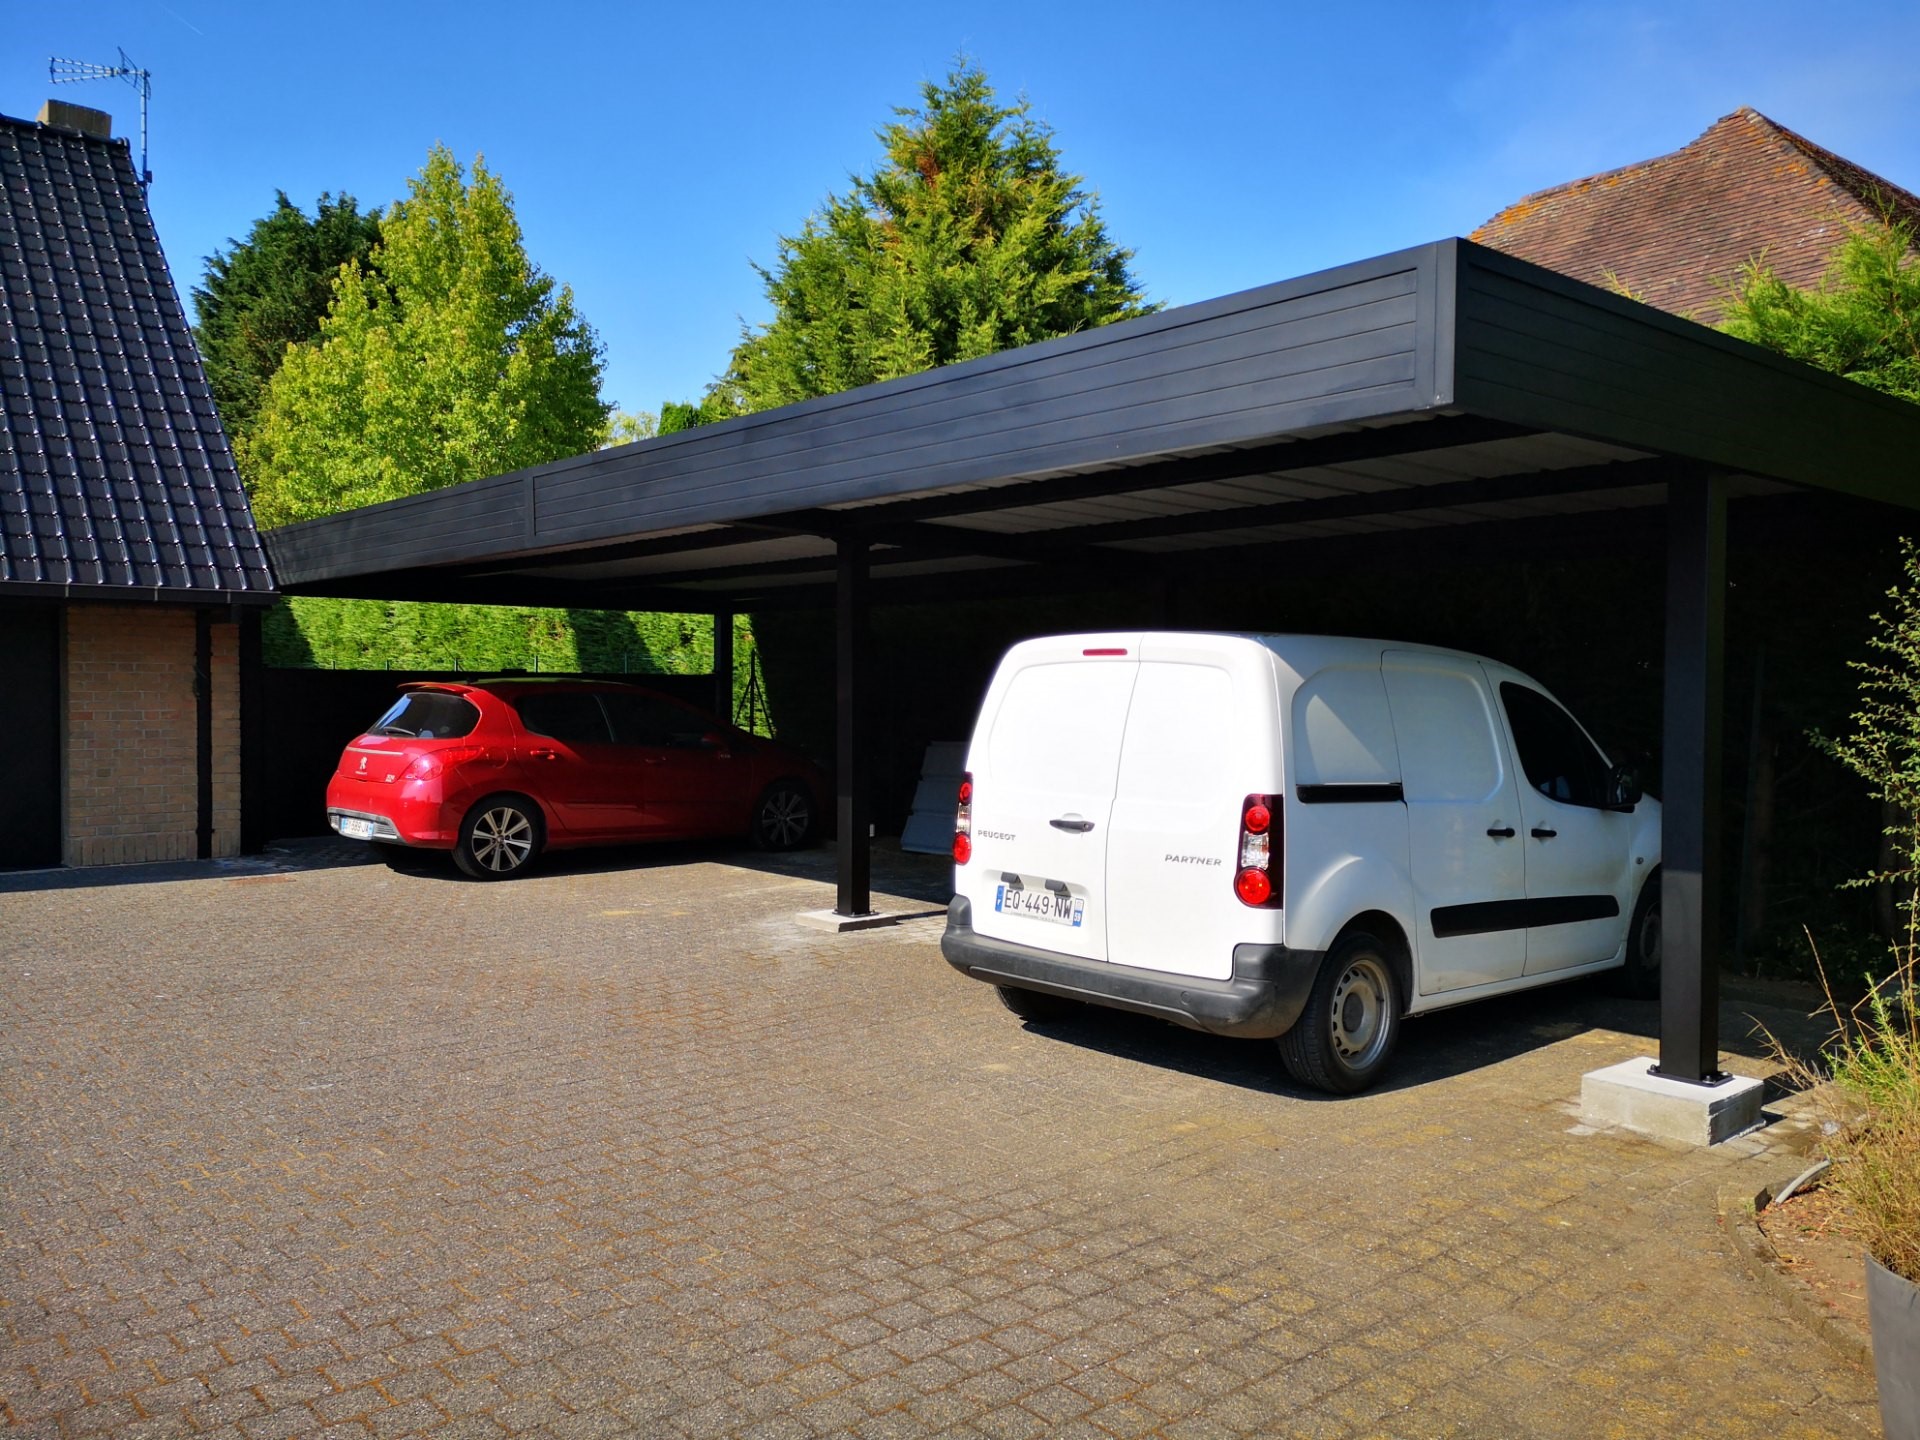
325 775 458 847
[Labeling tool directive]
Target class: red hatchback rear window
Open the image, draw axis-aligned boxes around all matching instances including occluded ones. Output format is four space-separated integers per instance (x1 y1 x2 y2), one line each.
366 692 481 740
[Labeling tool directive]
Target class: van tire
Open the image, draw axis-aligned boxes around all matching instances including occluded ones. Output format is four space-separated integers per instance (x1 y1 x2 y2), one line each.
996 984 1079 1024
1277 931 1402 1094
1619 879 1661 999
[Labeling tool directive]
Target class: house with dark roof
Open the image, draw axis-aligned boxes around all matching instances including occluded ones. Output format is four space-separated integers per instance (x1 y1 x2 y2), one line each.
0 99 275 870
1472 107 1920 323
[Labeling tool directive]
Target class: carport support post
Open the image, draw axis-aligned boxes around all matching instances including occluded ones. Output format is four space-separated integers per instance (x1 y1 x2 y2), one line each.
1657 470 1727 1085
835 538 873 916
713 608 733 723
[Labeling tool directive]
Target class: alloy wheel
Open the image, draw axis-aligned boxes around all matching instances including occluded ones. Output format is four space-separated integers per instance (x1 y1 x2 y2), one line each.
758 787 811 849
471 805 535 873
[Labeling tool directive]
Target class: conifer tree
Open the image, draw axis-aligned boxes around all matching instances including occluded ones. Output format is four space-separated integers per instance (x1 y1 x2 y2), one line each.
715 61 1154 415
193 191 382 442
1722 216 1920 403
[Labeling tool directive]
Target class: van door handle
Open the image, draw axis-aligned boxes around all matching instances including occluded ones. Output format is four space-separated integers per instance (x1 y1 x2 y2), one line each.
1531 827 1558 839
1050 818 1095 833
1486 826 1515 838
528 748 559 761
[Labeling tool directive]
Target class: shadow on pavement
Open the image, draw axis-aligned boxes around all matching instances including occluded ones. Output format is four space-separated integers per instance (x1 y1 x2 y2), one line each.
370 834 956 907
0 837 377 893
1006 984 1625 1099
1005 975 1833 1100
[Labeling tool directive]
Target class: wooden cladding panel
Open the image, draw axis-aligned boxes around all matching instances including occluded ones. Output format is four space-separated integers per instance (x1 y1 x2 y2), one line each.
1453 247 1918 500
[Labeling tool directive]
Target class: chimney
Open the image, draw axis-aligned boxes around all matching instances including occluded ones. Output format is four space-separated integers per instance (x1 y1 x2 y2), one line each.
37 99 112 139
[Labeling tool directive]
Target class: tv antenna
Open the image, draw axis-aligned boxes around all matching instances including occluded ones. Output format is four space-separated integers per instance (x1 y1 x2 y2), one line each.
48 48 152 189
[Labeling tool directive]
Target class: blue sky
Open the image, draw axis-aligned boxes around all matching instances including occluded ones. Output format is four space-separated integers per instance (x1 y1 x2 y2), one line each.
10 1 1919 418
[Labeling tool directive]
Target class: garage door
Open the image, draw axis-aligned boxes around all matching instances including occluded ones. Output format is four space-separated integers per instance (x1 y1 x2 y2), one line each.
0 607 61 870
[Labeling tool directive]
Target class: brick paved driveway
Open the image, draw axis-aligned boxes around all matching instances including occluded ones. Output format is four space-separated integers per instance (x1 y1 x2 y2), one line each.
0 842 1881 1439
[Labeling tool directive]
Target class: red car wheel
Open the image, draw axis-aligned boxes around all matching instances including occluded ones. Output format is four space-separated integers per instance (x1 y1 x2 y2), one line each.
752 780 815 851
454 795 544 879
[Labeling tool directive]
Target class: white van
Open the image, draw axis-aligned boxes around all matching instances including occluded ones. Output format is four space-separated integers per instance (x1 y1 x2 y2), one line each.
940 633 1663 1093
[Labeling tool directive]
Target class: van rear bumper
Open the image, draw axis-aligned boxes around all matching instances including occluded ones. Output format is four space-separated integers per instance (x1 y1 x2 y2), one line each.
940 897 1323 1039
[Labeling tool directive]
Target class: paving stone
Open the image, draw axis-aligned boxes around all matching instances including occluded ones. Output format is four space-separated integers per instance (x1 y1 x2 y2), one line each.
116 1416 195 1440
236 1404 321 1440
486 1396 566 1434
0 843 1881 1440
366 1398 446 1438
433 1420 506 1440
539 1407 628 1440
190 1390 270 1428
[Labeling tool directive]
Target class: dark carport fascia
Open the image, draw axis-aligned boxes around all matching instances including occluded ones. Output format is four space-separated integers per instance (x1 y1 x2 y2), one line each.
262 237 1920 608
264 239 1468 596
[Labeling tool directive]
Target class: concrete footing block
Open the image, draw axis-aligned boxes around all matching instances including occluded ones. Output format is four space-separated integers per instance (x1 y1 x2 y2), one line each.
795 908 910 933
1580 1057 1766 1146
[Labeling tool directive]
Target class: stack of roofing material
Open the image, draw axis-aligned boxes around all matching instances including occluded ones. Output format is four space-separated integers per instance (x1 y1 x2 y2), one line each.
899 741 967 855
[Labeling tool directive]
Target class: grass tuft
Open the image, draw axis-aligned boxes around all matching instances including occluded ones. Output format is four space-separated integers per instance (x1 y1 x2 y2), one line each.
1787 924 1920 1283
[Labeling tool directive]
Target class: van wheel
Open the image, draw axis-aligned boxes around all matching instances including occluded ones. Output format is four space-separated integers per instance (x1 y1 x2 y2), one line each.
996 984 1079 1024
1277 932 1402 1094
1619 880 1661 999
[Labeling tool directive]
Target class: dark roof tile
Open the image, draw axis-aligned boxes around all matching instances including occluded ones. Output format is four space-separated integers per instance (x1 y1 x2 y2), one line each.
0 112 274 597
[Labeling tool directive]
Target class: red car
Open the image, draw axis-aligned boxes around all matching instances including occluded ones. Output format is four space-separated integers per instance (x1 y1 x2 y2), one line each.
325 679 825 878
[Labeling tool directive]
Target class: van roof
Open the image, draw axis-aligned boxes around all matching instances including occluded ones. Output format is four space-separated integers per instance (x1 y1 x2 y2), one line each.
1011 631 1505 672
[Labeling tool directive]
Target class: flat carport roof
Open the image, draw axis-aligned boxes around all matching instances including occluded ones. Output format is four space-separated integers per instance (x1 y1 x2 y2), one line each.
265 237 1920 1092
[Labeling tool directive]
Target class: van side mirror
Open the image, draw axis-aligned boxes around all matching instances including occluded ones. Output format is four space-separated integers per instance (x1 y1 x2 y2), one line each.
1605 762 1643 811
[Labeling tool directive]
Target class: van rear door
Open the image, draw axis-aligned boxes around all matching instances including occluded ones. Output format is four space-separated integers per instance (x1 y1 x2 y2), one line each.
1105 636 1278 981
965 635 1141 962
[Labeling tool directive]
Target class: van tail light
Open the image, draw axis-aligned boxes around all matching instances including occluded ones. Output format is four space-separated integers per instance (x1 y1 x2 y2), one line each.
402 745 487 781
953 772 973 864
1234 793 1283 907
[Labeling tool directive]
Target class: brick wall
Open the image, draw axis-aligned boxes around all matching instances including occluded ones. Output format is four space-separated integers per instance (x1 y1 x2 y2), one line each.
210 618 240 854
64 605 243 865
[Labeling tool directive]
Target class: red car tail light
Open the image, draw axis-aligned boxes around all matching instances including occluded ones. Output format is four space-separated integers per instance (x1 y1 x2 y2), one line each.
1234 792 1283 908
402 745 487 781
953 772 973 864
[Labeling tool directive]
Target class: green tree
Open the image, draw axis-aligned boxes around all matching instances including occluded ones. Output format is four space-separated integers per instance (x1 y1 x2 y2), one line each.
243 146 608 526
192 191 382 442
657 395 739 434
1720 215 1920 971
717 60 1154 415
1722 215 1920 402
603 408 658 446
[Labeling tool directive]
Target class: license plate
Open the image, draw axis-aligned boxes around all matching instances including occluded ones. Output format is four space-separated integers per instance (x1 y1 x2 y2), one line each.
338 817 375 840
995 882 1085 927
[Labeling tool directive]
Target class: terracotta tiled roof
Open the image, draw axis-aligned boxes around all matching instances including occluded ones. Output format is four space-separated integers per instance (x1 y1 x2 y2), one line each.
1471 107 1920 324
0 111 274 599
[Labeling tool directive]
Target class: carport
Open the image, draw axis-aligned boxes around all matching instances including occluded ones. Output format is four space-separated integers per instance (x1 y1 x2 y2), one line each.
264 237 1920 1097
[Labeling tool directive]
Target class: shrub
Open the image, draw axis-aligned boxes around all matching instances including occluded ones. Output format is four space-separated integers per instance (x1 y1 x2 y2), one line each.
1800 926 1920 1282
1802 539 1920 1282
